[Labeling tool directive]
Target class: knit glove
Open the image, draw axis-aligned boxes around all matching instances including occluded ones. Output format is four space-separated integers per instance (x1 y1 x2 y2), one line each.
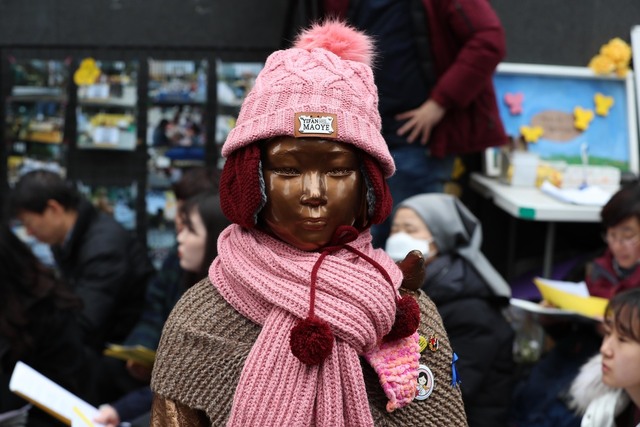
364 332 421 412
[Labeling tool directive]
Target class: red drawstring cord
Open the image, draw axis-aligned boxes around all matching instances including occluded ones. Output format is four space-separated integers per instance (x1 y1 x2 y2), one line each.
291 226 420 365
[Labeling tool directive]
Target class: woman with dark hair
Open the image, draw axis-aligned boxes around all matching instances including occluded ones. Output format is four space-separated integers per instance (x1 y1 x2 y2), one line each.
176 191 227 289
0 223 87 426
569 288 640 426
94 192 229 427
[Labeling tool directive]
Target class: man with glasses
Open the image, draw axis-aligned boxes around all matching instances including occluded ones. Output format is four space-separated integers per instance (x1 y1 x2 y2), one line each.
587 182 640 298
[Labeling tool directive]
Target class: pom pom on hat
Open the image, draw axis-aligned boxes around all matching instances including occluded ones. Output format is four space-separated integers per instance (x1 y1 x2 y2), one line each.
294 20 374 66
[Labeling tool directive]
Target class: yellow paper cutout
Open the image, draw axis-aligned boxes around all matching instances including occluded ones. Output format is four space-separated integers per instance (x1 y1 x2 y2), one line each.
573 107 594 131
519 125 544 143
594 93 614 116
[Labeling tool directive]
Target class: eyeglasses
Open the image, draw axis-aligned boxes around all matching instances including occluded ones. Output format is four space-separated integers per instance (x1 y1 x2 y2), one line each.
602 232 640 247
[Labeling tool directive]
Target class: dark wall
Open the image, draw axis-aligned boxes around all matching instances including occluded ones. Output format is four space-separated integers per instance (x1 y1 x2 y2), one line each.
0 0 293 50
2 0 638 64
492 0 640 66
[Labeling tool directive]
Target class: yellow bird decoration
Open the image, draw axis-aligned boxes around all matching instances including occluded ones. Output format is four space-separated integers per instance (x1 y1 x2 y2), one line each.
573 107 594 131
594 93 614 116
520 125 544 143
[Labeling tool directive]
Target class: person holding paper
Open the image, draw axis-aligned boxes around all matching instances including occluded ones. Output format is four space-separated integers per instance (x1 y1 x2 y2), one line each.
511 182 640 426
114 167 220 387
0 223 89 427
385 193 514 427
568 288 640 426
584 182 640 299
94 191 229 427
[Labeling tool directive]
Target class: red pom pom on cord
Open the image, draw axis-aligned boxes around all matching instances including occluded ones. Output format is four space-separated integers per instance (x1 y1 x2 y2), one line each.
383 295 421 343
290 316 334 365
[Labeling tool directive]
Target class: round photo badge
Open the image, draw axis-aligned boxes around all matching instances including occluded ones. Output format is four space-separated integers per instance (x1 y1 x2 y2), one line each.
414 364 435 401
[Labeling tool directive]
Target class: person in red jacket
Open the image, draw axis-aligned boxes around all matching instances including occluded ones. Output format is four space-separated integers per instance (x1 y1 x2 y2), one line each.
586 181 640 298
320 0 508 247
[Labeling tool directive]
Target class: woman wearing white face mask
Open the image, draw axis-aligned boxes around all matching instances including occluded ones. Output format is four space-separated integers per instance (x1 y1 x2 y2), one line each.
386 193 514 427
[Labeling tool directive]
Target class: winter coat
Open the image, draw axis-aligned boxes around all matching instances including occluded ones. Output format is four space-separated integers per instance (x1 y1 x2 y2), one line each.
423 254 514 427
52 200 155 351
568 354 638 427
124 248 182 350
586 249 640 299
0 297 89 427
324 0 508 158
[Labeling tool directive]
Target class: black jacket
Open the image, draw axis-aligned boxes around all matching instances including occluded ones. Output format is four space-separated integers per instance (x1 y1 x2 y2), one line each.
0 297 90 427
53 200 154 351
423 254 514 427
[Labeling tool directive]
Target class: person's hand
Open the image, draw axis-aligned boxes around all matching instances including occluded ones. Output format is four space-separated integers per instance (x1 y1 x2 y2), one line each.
126 360 153 383
539 299 557 308
397 250 426 292
395 99 446 145
94 404 120 427
537 300 567 327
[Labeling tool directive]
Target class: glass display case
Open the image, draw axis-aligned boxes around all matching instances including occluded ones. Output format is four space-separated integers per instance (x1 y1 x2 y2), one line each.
215 60 263 169
5 58 69 185
146 59 209 268
75 58 139 151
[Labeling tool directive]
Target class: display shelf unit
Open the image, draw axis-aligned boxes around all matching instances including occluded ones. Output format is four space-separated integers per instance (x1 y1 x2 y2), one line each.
0 47 267 259
145 58 210 268
4 58 70 186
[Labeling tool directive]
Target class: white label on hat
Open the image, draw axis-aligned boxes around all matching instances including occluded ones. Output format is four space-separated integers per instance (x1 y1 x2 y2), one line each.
294 113 338 138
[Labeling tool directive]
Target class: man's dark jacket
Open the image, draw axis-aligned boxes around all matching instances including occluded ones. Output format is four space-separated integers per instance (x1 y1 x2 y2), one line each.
53 200 154 351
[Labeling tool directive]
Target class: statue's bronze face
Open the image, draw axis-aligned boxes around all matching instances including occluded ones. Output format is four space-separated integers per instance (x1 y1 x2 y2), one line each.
260 137 363 251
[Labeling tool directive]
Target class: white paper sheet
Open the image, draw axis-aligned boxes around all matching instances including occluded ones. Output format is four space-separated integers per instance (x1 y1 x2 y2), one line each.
9 361 105 426
540 180 613 206
534 277 590 297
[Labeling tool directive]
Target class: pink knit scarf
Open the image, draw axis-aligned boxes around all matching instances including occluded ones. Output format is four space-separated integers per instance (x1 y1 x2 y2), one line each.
209 224 404 426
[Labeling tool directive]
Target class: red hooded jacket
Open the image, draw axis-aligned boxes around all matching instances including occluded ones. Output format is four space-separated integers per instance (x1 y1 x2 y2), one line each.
586 249 640 299
323 0 508 157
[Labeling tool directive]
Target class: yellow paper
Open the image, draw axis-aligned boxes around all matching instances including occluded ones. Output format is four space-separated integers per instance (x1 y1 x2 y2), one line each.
72 406 96 427
534 277 608 318
103 344 156 368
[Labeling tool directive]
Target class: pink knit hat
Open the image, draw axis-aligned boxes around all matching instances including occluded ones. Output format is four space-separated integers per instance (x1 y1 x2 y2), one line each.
222 20 395 177
219 20 394 229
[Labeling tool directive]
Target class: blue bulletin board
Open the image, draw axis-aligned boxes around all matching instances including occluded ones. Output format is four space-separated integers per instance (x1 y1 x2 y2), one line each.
492 63 638 173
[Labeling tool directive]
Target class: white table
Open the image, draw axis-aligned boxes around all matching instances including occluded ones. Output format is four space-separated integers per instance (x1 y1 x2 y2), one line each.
470 173 607 277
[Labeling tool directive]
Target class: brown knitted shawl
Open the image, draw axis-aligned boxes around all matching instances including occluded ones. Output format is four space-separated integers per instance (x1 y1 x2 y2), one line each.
151 278 468 426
